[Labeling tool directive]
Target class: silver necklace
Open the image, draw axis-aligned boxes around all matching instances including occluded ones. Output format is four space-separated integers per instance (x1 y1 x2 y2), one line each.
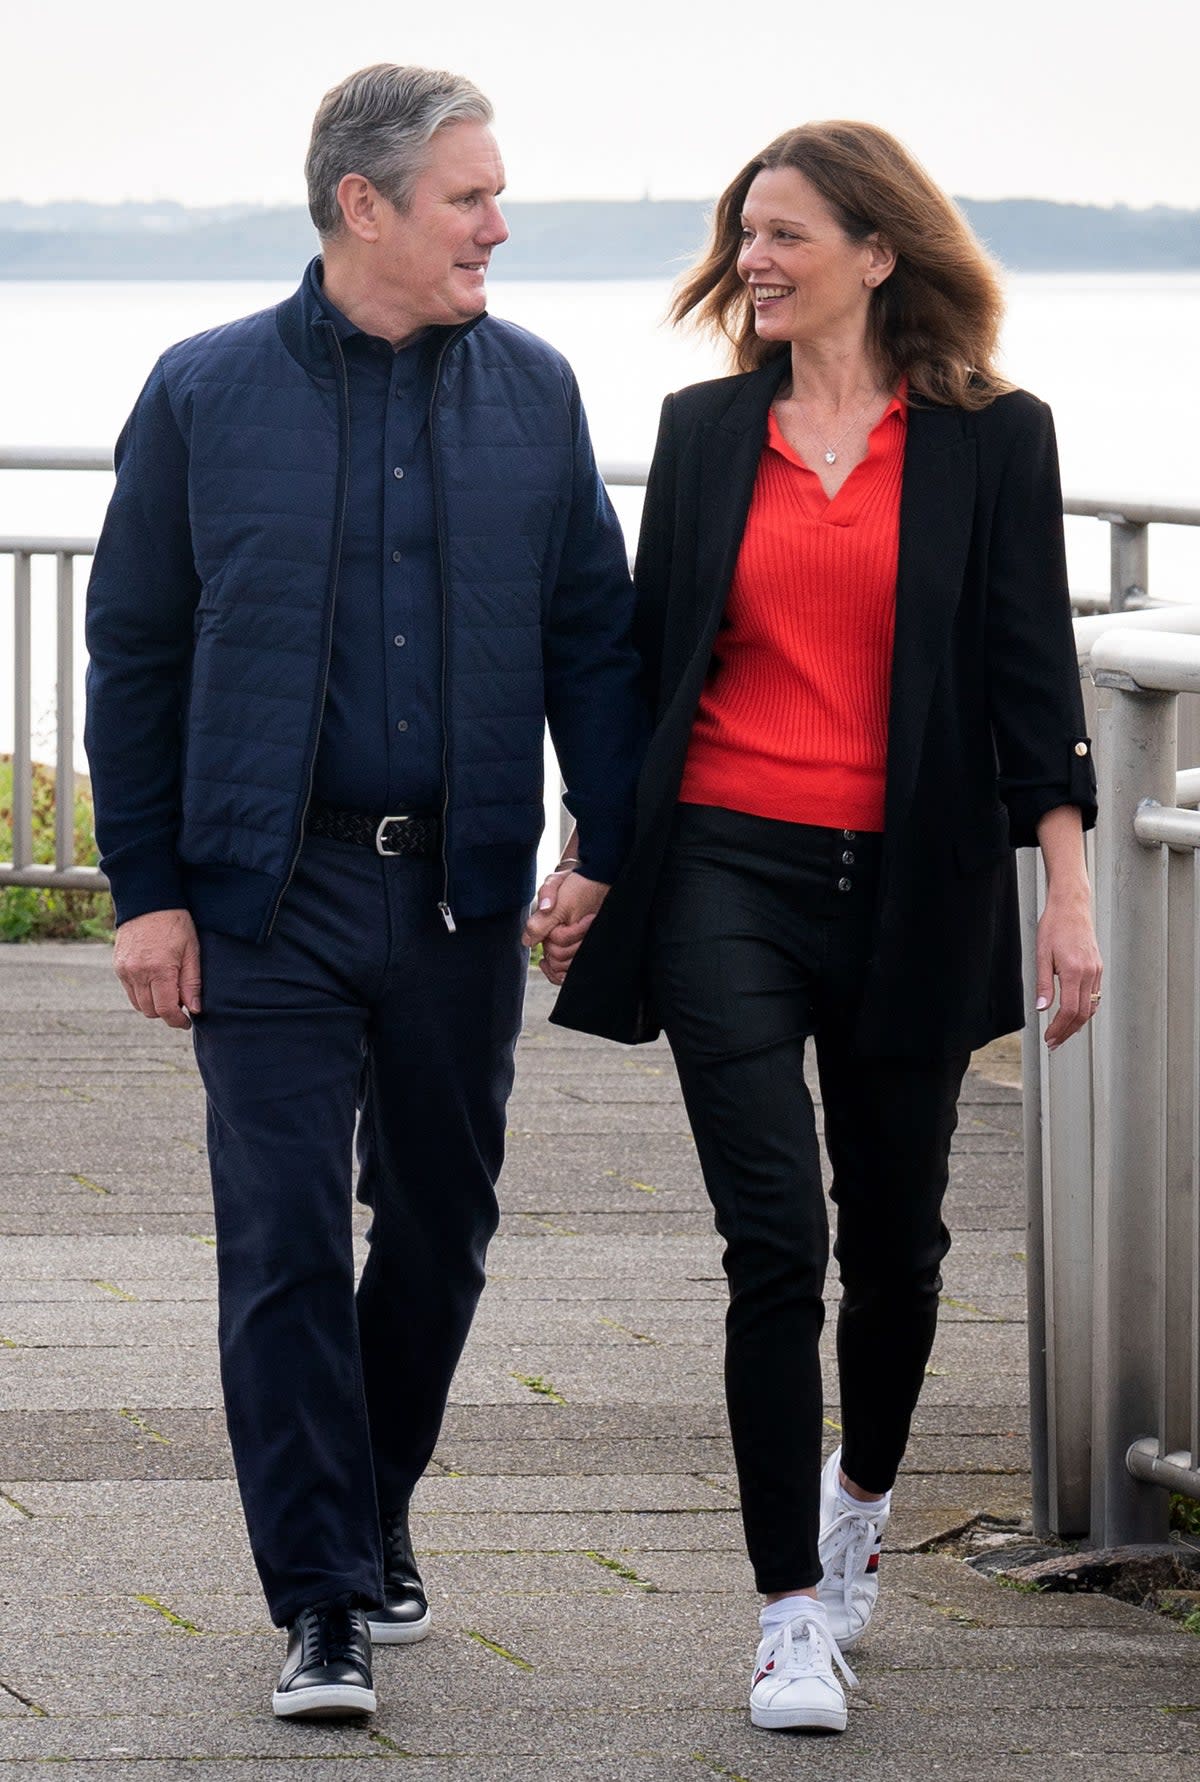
792 390 884 464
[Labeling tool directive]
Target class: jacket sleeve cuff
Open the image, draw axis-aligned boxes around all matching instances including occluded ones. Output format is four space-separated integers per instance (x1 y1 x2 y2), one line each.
100 837 189 926
571 811 636 887
1004 737 1097 848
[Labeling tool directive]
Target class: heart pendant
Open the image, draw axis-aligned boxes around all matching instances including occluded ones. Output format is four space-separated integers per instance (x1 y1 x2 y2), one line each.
824 449 837 464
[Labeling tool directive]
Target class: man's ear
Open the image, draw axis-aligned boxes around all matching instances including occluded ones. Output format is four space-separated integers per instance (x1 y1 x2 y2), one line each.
335 174 383 244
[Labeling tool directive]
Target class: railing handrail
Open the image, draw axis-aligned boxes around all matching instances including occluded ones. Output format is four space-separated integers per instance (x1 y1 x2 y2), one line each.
1089 627 1200 694
3 444 1200 530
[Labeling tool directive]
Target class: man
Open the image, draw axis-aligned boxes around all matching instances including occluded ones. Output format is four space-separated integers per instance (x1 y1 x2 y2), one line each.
84 64 643 1720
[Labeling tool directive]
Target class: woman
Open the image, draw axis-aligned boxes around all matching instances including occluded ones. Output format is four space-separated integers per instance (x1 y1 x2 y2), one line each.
540 122 1100 1735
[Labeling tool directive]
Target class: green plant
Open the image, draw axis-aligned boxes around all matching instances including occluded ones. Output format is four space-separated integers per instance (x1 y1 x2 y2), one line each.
0 756 113 942
1170 1493 1200 1538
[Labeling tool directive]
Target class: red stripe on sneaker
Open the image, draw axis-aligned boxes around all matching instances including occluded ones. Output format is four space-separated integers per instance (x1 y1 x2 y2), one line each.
866 1554 880 1573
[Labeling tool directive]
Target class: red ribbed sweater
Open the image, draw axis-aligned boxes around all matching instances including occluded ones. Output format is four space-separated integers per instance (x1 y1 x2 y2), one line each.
678 391 906 833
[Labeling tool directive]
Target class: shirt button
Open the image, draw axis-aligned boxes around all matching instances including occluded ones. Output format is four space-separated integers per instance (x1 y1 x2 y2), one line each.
393 466 405 480
838 877 853 893
1074 741 1089 756
396 719 408 732
842 850 855 866
393 634 406 648
391 550 403 564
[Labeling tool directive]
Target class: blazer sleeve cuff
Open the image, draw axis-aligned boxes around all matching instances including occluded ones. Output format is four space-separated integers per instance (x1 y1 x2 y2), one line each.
1003 736 1097 847
571 810 636 887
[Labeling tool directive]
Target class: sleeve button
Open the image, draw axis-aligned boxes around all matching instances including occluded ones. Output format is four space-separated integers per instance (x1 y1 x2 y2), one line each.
1074 742 1089 757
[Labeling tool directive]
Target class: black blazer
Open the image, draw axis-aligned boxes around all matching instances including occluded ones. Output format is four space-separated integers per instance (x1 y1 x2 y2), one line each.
552 360 1096 1059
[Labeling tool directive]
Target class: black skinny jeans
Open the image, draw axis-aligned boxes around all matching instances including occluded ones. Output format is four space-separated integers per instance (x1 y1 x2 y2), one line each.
650 804 969 1593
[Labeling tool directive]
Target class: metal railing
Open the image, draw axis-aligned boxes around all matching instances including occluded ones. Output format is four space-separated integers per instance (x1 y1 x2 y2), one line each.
1025 610 1200 1545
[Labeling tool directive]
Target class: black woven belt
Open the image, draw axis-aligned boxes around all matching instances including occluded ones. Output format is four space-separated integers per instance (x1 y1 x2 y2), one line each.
307 804 440 857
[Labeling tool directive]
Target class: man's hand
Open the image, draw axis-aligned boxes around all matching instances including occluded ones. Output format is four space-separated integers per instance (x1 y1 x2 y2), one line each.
113 908 202 1030
522 870 609 986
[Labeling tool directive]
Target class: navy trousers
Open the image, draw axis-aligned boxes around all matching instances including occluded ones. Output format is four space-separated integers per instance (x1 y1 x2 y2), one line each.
191 836 526 1625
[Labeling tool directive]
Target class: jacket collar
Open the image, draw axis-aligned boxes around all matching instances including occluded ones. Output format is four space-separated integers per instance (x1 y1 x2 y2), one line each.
273 257 485 382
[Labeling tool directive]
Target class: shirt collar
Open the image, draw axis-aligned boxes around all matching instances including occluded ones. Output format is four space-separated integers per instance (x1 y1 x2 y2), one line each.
307 257 435 359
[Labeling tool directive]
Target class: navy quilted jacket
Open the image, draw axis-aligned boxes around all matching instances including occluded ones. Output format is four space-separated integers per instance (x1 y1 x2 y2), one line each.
84 265 645 939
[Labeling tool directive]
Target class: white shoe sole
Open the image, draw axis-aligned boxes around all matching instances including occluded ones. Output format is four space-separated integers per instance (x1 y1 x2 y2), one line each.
366 1607 432 1645
750 1699 847 1733
272 1682 376 1719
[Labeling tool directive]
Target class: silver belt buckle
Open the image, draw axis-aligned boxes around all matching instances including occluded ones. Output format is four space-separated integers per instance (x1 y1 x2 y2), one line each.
375 814 412 856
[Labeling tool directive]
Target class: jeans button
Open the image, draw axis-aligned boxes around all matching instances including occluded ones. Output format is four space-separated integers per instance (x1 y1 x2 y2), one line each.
842 850 855 866
838 876 852 893
843 829 857 841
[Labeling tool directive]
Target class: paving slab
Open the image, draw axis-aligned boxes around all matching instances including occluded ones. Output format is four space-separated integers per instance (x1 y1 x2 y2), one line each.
1 943 1197 1781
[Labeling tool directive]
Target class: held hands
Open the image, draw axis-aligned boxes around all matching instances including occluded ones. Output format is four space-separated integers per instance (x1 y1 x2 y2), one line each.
522 868 610 985
113 908 202 1030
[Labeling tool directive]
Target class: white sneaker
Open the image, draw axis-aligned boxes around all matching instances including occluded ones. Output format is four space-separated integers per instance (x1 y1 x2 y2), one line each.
816 1445 888 1649
748 1602 857 1733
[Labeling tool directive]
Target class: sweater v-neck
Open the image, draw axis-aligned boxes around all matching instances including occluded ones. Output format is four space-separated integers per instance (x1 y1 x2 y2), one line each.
766 387 907 522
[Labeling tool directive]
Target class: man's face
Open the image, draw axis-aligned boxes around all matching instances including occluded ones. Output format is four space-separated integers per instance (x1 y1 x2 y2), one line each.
374 121 508 332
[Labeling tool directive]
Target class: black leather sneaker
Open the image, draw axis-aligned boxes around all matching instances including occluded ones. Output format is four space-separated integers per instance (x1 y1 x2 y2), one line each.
272 1598 376 1719
367 1505 432 1645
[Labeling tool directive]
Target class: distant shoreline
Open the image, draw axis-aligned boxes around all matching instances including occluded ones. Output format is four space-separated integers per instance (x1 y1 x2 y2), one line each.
1 197 1197 278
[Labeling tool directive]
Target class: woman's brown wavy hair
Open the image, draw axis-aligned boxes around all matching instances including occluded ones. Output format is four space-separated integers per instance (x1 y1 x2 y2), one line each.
673 121 1011 410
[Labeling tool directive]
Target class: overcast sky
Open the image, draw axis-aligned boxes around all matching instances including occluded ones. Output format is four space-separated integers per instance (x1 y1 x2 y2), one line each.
7 0 1197 210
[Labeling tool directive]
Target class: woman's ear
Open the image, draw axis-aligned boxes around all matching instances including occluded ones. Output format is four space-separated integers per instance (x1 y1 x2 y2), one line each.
864 234 897 289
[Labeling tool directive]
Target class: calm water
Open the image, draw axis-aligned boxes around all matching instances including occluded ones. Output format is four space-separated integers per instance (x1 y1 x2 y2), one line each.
3 272 1199 788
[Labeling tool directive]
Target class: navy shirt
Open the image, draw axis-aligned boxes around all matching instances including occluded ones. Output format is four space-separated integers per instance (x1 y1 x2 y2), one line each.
309 260 444 814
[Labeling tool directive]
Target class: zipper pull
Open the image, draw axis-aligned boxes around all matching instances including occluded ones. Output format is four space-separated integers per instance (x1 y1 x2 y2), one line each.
438 901 457 934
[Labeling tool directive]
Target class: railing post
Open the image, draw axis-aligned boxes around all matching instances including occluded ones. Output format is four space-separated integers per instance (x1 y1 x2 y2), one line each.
1023 849 1095 1537
12 550 33 870
1106 517 1149 611
55 551 76 872
1020 851 1050 1535
1090 675 1174 1545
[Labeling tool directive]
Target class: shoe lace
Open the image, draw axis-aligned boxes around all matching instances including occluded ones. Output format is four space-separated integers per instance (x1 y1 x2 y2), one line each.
299 1601 362 1669
820 1503 881 1608
772 1612 859 1690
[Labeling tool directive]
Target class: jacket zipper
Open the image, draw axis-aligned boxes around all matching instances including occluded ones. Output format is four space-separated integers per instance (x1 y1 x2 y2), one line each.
428 322 473 934
265 321 351 937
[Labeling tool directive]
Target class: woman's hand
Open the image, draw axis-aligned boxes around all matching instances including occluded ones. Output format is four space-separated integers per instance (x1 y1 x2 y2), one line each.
1034 806 1102 1050
522 869 609 985
1035 887 1102 1049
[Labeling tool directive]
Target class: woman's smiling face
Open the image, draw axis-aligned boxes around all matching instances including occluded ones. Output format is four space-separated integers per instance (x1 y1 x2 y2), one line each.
736 166 885 346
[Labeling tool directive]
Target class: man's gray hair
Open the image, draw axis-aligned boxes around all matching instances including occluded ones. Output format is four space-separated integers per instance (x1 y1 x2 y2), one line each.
306 64 493 239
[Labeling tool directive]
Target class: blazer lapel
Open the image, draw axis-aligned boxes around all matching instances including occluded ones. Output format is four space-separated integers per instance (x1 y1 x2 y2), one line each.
688 359 790 667
885 402 975 832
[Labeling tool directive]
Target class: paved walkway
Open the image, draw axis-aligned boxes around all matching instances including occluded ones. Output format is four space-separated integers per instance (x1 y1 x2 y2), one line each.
1 942 1197 1781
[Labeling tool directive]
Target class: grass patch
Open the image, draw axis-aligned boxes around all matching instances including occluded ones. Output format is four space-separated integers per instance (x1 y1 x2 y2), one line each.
0 755 112 941
583 1551 657 1591
134 1594 201 1634
511 1372 566 1405
462 1629 534 1670
118 1408 171 1444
